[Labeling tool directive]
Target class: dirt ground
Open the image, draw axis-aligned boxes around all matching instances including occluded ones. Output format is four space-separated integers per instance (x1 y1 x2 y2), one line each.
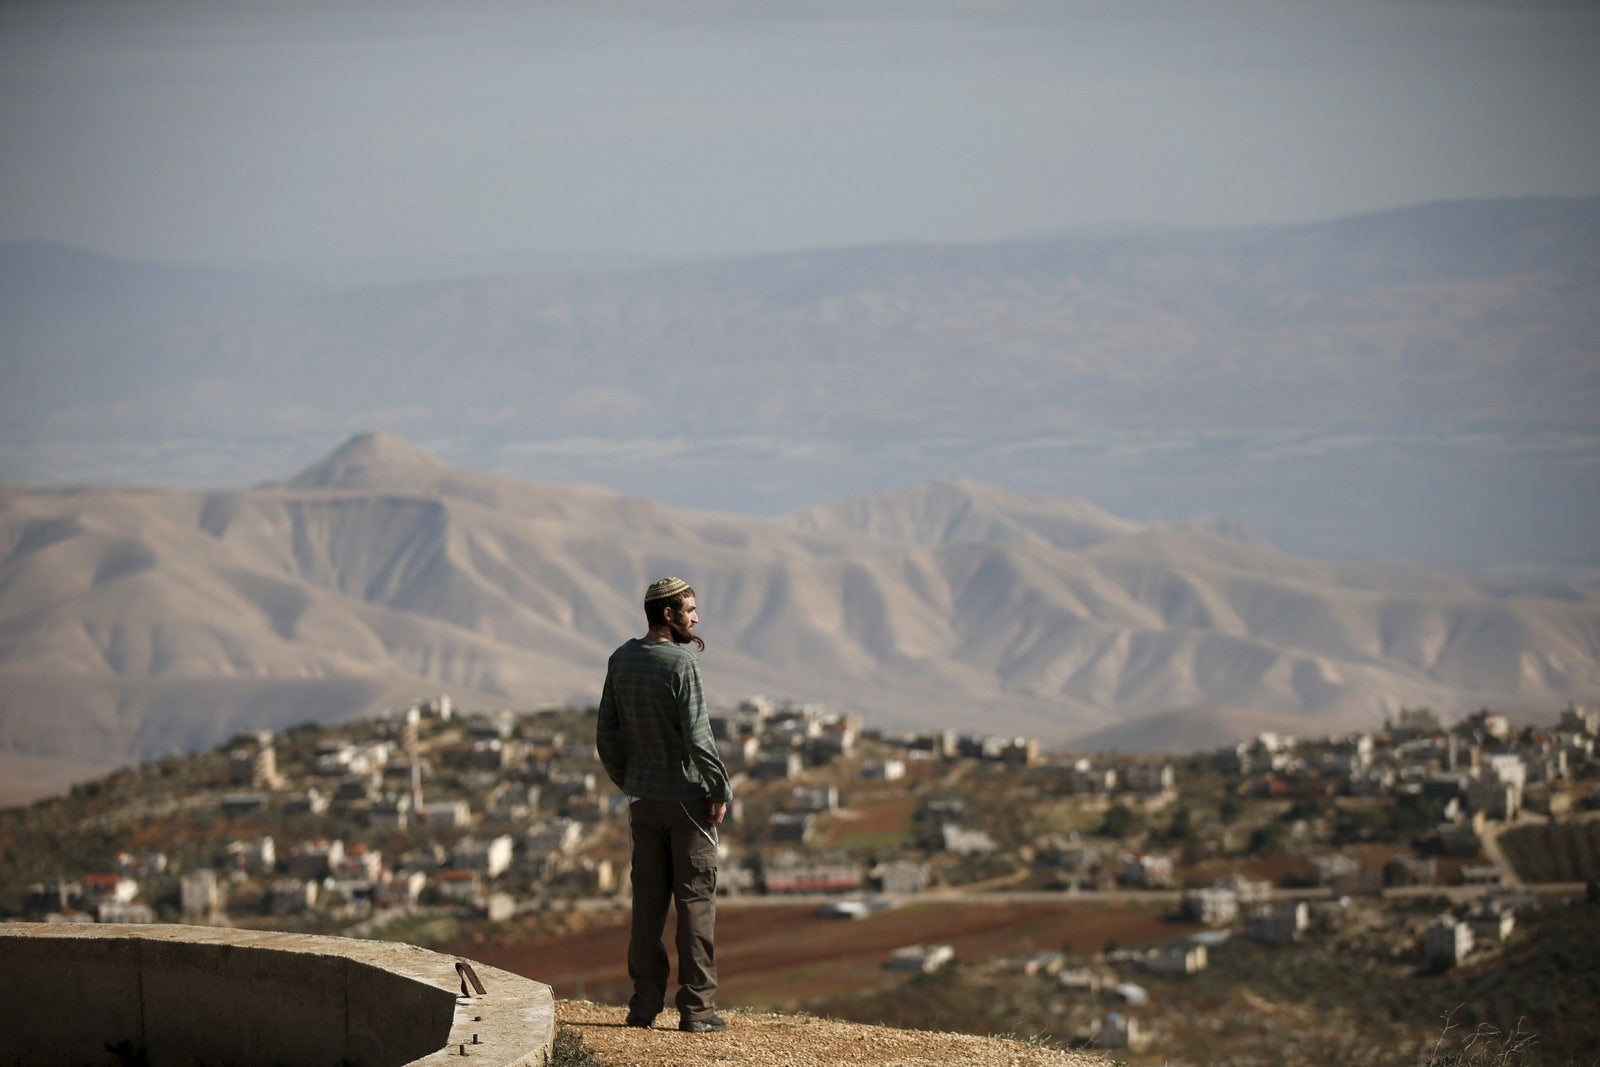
556 998 1114 1067
472 897 1193 1008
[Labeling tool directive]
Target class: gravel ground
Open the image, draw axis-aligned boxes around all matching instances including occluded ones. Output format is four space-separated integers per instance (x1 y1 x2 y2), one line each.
556 1000 1114 1067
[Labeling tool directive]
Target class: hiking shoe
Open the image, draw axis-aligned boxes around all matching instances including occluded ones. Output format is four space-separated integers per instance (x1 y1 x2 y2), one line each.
679 1014 728 1033
625 1010 658 1029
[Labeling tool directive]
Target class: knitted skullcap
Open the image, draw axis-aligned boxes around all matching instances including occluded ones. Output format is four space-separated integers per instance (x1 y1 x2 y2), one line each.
644 576 691 604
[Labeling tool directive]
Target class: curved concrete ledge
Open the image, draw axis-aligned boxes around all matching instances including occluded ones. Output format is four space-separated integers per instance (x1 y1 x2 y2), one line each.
0 923 554 1067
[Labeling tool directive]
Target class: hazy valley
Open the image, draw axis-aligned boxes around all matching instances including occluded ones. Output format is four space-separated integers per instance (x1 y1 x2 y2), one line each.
4 197 1598 565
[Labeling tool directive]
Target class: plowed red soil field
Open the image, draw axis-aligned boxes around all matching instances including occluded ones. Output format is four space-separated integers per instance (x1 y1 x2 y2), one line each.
470 897 1195 1009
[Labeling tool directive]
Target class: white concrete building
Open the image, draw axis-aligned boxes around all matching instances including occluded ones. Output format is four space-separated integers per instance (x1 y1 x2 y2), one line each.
180 869 222 919
876 859 929 894
524 818 583 857
888 944 954 973
1424 914 1474 966
1121 852 1174 888
1182 887 1239 925
1247 901 1309 944
96 902 155 924
1119 762 1176 795
1096 1012 1148 1052
1145 943 1207 975
940 824 997 855
418 800 473 827
451 834 514 879
860 759 906 782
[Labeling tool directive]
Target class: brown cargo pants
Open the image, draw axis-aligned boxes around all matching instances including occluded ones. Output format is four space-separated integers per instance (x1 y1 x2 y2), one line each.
626 797 720 1023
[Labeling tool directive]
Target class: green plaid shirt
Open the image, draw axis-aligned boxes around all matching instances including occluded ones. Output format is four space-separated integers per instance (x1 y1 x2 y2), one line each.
596 638 732 803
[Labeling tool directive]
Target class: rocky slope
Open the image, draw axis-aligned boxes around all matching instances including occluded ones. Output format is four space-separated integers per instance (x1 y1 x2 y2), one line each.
555 1000 1110 1067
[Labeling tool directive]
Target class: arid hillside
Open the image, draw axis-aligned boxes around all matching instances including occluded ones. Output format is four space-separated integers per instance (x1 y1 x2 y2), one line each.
2 431 1597 799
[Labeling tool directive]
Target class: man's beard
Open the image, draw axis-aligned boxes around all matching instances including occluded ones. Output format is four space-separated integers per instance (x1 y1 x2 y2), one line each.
669 618 706 652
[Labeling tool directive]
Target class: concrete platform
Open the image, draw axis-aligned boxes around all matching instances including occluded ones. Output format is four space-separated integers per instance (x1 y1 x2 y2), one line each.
0 923 554 1066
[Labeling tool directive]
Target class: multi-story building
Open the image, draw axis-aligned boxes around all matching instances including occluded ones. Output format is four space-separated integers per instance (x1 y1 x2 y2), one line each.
1182 887 1239 925
1121 852 1173 888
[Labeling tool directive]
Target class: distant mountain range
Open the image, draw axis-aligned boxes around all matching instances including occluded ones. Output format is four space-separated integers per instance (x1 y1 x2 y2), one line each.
2 196 1597 565
3 432 1596 803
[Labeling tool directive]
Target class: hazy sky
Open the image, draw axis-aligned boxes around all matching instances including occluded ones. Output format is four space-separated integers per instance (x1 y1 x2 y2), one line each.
3 0 1598 267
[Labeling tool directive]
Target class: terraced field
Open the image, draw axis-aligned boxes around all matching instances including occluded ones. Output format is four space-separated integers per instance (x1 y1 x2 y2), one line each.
1498 817 1600 883
470 897 1193 1009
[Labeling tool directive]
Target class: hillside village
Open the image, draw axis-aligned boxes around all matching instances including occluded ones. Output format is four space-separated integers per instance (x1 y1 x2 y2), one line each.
5 696 1599 1059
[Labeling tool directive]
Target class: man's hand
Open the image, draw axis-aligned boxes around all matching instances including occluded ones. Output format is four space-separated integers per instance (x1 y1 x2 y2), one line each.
709 801 727 826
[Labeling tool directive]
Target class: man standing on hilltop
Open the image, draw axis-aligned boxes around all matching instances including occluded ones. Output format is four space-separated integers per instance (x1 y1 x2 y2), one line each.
596 577 733 1034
